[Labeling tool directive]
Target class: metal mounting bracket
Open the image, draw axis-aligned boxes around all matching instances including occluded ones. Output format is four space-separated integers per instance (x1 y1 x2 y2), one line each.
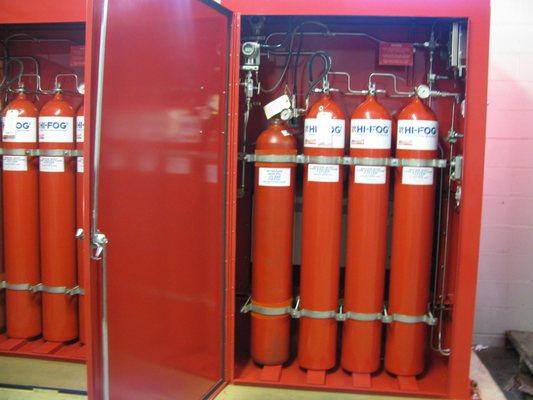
91 230 109 260
450 155 463 181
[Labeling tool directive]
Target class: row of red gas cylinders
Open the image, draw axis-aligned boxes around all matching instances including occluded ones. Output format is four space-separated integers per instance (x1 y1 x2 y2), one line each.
251 93 438 377
1 90 85 343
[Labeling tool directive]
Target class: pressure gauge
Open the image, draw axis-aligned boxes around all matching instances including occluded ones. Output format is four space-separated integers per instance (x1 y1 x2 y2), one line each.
241 42 261 71
416 85 431 99
280 108 293 121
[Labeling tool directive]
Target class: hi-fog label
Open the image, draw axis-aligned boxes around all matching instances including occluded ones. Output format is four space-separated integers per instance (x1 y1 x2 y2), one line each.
2 114 37 143
304 117 345 148
397 120 438 150
76 116 84 142
350 118 391 149
39 116 74 143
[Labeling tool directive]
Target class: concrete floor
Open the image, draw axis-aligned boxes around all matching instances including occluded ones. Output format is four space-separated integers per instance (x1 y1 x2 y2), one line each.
0 351 511 399
476 347 523 400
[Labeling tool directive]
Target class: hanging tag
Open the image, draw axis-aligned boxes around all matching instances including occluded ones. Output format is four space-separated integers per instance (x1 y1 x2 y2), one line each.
263 94 291 120
316 111 333 146
2 109 19 138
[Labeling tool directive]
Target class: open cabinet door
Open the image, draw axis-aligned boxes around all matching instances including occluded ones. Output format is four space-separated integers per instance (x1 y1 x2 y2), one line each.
92 1 232 399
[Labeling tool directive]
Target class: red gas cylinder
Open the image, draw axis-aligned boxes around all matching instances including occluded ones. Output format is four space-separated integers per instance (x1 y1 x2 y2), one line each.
251 119 297 366
75 104 86 344
341 94 391 374
298 94 345 373
39 92 78 342
2 90 41 338
385 95 439 376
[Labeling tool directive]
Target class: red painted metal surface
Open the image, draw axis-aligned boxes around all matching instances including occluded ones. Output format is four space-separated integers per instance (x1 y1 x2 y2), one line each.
0 0 85 24
95 0 231 398
2 92 41 339
224 13 241 386
385 96 439 376
0 22 87 362
234 352 448 397
224 2 490 400
298 95 345 372
76 104 86 344
251 120 296 366
0 333 86 361
39 92 78 343
342 95 391 374
1 1 490 399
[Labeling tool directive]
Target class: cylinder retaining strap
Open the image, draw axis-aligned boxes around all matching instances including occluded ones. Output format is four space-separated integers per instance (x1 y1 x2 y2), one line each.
240 296 437 325
240 297 292 316
243 153 447 168
295 308 338 320
0 281 85 296
338 311 384 322
384 312 437 326
0 148 83 157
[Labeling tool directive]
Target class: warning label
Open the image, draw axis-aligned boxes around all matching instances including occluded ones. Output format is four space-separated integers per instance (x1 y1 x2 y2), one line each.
354 166 386 184
40 156 65 173
3 155 28 171
258 167 290 187
402 167 434 185
379 43 414 67
308 164 339 182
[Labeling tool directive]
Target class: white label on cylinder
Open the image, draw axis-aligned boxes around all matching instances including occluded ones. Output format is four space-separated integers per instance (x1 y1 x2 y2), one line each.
258 167 290 187
39 116 74 143
3 155 28 171
76 116 84 142
40 156 65 173
350 119 391 149
402 166 434 185
77 156 84 173
304 117 345 148
397 119 438 150
2 114 37 142
354 165 386 184
308 164 339 182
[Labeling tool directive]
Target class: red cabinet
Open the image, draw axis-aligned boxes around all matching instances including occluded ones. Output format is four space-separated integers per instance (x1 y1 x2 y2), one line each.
0 1 490 399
